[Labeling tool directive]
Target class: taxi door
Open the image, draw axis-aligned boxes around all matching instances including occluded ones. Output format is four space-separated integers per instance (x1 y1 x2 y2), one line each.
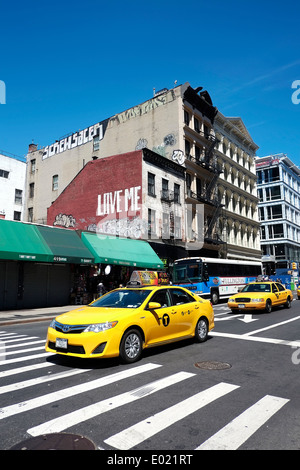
169 288 200 336
271 283 281 306
144 289 179 345
275 282 288 305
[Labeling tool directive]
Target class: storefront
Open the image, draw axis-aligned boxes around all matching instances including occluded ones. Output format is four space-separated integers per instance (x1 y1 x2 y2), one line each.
81 232 164 295
0 220 94 309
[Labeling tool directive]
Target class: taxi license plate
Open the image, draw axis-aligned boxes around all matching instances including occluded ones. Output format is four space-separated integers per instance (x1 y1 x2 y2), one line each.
56 338 68 349
238 304 245 308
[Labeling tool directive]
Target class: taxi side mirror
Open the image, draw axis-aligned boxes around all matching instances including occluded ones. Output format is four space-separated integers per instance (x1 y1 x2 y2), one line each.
148 302 161 309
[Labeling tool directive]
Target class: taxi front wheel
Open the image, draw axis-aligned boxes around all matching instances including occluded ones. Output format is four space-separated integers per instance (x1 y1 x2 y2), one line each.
120 329 143 363
195 318 208 343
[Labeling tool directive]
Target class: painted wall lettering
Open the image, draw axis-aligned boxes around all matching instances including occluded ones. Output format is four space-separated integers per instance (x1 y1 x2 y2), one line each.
42 119 109 159
97 186 141 216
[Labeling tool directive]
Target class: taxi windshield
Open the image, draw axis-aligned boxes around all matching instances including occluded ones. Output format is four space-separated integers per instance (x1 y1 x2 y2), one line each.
91 289 151 308
242 283 271 293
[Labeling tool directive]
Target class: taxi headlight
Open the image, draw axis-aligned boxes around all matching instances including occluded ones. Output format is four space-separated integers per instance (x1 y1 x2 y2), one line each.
251 298 264 302
49 319 56 328
228 298 235 303
84 321 118 333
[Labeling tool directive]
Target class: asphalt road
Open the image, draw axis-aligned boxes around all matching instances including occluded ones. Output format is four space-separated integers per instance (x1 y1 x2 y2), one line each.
1 297 300 453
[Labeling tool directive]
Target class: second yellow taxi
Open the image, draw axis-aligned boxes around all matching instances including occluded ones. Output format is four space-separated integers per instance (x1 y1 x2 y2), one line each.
46 271 214 363
228 281 293 313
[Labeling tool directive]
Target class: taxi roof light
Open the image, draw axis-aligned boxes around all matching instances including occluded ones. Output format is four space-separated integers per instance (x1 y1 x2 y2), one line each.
127 270 170 287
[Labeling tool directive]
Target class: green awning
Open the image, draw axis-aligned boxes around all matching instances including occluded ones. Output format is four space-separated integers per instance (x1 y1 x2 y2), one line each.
0 220 52 262
36 225 94 264
81 233 164 269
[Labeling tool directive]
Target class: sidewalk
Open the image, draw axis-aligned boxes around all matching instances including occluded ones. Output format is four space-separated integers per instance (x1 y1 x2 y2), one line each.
0 305 81 326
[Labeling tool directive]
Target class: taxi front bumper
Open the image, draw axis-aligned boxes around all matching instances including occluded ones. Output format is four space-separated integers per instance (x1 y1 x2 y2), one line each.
45 326 122 358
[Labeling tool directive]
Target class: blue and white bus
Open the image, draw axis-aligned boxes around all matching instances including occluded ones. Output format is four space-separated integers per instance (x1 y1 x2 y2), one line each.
172 257 263 304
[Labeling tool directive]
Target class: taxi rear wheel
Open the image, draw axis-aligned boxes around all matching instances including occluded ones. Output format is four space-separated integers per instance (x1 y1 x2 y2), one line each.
195 317 208 343
120 329 143 363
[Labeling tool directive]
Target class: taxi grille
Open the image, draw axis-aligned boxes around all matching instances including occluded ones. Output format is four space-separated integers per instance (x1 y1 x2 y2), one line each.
48 341 85 354
53 321 88 334
234 298 251 303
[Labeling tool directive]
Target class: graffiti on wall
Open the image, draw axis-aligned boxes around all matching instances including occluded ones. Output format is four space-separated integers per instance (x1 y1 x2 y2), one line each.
53 213 76 228
135 133 185 165
96 216 148 239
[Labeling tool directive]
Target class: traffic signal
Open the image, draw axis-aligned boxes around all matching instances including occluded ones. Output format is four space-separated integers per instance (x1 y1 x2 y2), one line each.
292 262 297 270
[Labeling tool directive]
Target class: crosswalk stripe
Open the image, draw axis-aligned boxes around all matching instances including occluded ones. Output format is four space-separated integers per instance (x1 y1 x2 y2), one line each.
196 394 289 450
0 352 52 366
104 382 239 450
0 336 39 344
0 340 44 350
0 361 56 379
0 367 92 395
0 345 45 357
27 371 194 437
0 362 161 420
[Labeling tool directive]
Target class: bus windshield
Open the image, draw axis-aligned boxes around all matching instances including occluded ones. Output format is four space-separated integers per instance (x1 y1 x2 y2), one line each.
173 260 202 283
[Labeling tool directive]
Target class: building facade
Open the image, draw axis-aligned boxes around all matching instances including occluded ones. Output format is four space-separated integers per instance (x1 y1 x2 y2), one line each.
0 152 26 221
214 113 261 260
25 82 260 261
256 153 300 264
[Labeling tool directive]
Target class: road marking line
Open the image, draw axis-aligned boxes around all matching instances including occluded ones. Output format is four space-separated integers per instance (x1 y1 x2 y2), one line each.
0 361 56 378
0 352 52 366
104 382 239 450
27 371 194 437
0 345 45 357
0 362 161 420
209 331 300 347
0 340 44 350
244 315 300 336
0 368 92 395
197 395 289 450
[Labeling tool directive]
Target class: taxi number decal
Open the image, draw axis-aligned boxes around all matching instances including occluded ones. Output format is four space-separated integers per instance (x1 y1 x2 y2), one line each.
162 314 170 327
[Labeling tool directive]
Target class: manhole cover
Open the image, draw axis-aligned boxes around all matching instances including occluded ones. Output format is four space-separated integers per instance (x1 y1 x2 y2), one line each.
9 433 97 450
194 361 231 370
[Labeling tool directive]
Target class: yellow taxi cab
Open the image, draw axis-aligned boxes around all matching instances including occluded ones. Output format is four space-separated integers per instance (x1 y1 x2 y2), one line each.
297 285 300 300
228 281 293 314
45 271 214 363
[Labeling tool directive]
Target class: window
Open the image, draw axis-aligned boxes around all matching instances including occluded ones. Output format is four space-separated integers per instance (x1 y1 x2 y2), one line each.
185 139 191 157
161 178 169 200
184 110 190 126
148 209 156 238
266 186 281 201
15 189 23 205
52 174 58 191
170 288 195 305
162 212 170 239
174 183 180 204
0 169 9 178
149 289 171 308
29 183 34 198
14 211 21 221
148 172 155 196
269 224 284 239
174 215 181 239
194 117 200 133
28 207 33 222
93 135 100 152
30 159 36 173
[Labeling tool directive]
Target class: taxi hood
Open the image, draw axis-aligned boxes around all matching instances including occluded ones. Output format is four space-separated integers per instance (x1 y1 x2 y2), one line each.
55 305 137 325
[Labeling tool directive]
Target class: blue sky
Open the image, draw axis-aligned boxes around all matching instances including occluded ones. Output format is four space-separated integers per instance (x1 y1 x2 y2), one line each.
1 0 300 166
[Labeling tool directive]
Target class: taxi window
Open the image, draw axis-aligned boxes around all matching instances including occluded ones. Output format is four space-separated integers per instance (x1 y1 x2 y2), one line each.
275 283 285 291
149 290 171 308
271 283 279 293
92 289 150 308
170 288 195 305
